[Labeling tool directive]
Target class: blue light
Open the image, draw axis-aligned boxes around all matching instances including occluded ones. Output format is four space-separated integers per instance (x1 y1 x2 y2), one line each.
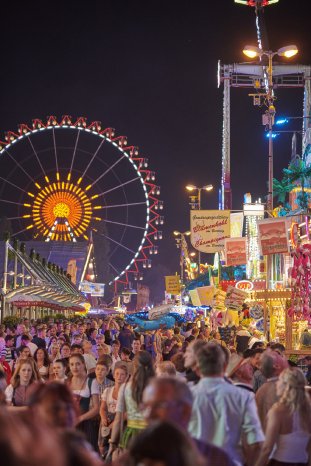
265 132 279 139
275 118 288 125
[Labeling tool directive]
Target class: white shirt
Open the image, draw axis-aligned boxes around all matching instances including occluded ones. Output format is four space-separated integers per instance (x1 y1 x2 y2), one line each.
83 353 97 372
27 341 38 356
111 353 121 372
188 377 264 466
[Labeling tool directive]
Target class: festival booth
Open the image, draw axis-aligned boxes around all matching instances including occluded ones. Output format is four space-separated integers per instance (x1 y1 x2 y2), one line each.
1 240 88 321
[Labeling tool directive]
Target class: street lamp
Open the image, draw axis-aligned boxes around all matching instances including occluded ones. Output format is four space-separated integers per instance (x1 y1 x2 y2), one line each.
185 184 213 270
242 44 298 212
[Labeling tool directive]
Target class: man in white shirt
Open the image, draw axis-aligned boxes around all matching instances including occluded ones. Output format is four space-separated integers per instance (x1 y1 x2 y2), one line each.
188 342 264 466
20 334 38 356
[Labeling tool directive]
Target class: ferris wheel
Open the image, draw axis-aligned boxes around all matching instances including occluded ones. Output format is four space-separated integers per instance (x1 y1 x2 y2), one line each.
0 115 163 288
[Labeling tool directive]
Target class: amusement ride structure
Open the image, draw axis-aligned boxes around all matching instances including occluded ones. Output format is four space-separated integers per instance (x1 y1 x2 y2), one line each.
0 115 163 293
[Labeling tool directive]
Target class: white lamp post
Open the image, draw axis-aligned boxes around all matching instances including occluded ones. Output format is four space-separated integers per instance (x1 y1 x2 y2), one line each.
242 44 298 213
186 184 213 270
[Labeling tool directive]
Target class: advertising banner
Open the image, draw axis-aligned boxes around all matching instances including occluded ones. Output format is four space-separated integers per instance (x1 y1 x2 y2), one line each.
197 285 215 306
80 281 105 296
258 218 290 255
230 212 244 238
189 289 201 307
189 286 215 307
165 275 181 295
225 237 247 266
190 210 230 253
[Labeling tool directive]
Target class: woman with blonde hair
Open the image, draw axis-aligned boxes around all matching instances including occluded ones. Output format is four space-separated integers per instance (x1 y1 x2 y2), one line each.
255 367 311 466
4 358 40 406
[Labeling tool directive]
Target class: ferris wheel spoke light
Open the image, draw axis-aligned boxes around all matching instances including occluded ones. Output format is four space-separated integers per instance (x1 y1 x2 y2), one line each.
97 176 140 198
5 149 36 184
0 176 30 194
103 218 145 230
52 128 59 175
0 199 27 206
100 233 136 254
99 201 146 210
90 154 126 188
109 262 120 275
67 131 80 181
80 137 106 181
27 136 48 179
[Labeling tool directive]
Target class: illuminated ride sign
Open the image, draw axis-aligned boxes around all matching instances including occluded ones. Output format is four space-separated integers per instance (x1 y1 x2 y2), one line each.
235 280 254 291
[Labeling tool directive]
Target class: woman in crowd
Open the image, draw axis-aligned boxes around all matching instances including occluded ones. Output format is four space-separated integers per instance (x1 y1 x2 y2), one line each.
108 350 154 459
11 345 32 374
5 358 40 406
99 363 128 457
60 342 71 359
255 367 311 466
33 347 51 380
53 358 68 383
210 330 228 348
67 353 100 450
48 341 61 363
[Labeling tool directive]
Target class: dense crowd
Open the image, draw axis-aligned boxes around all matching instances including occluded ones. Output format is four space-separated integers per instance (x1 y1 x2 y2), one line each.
0 314 311 466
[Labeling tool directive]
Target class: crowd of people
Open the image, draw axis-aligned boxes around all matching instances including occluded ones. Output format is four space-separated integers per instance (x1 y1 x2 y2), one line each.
0 314 311 466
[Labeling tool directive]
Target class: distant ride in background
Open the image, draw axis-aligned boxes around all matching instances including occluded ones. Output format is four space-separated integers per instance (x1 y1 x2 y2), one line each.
0 115 163 288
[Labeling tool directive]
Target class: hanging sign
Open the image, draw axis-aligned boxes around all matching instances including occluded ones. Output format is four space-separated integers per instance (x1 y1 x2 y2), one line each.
235 280 254 291
165 275 181 295
224 237 247 266
258 218 290 255
190 210 230 253
80 281 105 296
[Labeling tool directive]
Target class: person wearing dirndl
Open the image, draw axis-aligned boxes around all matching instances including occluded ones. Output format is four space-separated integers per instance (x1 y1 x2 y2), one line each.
107 350 154 459
99 363 128 457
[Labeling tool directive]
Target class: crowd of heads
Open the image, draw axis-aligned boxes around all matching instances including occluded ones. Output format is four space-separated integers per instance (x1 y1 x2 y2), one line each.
0 314 310 466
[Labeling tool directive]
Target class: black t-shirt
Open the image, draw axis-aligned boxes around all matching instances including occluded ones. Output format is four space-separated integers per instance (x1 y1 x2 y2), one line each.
31 336 47 349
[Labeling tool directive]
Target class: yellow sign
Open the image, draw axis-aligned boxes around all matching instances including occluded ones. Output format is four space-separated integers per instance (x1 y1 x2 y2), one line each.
190 210 230 253
165 275 181 295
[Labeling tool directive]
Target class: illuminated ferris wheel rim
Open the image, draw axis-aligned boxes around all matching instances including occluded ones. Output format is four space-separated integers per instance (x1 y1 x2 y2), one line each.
0 116 162 287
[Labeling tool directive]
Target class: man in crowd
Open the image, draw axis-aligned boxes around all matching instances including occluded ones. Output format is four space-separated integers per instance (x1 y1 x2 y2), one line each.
129 338 141 360
20 334 38 356
1 335 15 364
226 353 254 392
118 322 134 350
255 348 288 431
188 342 264 466
183 339 206 385
14 323 27 348
32 326 47 349
142 376 235 466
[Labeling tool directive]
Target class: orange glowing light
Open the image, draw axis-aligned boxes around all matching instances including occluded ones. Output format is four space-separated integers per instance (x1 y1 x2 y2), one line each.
26 174 96 241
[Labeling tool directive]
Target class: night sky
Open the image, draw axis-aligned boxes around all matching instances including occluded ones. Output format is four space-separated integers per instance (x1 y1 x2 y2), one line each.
0 0 310 285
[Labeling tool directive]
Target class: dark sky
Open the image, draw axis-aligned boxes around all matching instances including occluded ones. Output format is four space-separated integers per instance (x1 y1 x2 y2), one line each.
0 0 310 278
